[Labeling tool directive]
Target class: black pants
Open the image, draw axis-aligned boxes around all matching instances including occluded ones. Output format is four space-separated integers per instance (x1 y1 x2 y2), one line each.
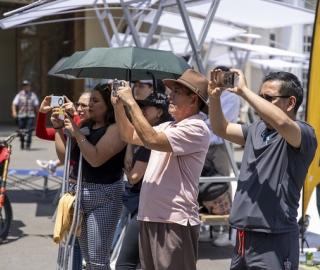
317 184 320 217
230 229 299 270
18 117 34 147
115 214 140 270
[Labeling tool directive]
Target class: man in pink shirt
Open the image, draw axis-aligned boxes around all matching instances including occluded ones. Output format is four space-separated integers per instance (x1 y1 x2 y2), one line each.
112 69 210 270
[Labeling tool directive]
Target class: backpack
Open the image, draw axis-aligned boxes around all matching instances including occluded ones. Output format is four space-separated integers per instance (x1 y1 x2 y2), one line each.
198 165 232 215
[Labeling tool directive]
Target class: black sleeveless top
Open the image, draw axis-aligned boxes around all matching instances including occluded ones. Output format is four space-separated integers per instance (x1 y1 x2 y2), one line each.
70 125 126 184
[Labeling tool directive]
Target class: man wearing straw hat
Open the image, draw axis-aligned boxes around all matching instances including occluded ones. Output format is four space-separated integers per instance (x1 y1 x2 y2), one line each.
112 69 210 270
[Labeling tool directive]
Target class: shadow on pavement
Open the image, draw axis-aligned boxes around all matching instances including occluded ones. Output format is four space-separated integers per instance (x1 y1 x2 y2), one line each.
6 189 57 217
198 242 234 260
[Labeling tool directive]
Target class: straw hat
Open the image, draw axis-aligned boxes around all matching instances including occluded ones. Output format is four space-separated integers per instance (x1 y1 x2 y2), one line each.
163 69 208 113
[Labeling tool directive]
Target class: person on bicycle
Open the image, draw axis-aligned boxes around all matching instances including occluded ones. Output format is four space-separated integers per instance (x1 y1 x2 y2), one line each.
112 69 210 270
11 80 39 150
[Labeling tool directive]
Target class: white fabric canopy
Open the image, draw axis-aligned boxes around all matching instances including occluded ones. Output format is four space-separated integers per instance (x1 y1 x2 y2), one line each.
143 10 246 41
187 0 315 29
249 58 303 69
111 32 191 55
214 40 306 59
0 0 157 29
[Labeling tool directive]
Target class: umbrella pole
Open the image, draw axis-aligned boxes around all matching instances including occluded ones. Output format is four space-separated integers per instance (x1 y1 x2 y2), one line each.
147 71 157 92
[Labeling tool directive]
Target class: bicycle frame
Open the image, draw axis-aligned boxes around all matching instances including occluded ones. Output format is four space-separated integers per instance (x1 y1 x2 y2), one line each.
0 145 11 209
0 130 29 243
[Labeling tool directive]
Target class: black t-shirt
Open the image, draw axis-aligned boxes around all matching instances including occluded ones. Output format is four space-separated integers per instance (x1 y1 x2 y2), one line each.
130 146 151 191
229 120 317 233
70 125 126 184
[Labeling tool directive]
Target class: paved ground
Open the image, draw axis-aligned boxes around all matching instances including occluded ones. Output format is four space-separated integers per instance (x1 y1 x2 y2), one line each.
0 125 319 270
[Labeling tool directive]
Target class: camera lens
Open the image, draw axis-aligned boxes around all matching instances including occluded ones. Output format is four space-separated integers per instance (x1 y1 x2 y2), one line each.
58 98 63 106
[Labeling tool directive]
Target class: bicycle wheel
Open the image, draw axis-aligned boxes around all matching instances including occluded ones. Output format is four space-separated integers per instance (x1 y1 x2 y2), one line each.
0 195 13 244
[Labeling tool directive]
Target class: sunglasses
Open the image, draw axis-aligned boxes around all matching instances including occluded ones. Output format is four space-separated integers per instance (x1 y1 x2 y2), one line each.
74 102 89 109
95 83 111 92
259 94 291 102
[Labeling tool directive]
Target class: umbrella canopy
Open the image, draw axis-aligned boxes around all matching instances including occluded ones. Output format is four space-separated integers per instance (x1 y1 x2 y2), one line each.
48 57 79 80
55 47 191 81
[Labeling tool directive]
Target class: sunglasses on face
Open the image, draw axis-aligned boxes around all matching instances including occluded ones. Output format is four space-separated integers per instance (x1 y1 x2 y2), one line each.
74 102 89 109
259 94 291 102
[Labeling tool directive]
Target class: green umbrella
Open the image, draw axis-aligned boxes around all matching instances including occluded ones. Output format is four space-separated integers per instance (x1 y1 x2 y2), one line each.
55 46 191 81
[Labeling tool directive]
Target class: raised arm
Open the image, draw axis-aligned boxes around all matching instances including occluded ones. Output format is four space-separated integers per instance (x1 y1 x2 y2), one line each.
112 81 172 152
63 113 126 167
230 69 301 148
208 70 245 146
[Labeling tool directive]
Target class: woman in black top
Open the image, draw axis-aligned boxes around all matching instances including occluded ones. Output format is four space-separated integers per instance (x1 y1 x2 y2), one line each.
115 92 173 270
52 83 127 270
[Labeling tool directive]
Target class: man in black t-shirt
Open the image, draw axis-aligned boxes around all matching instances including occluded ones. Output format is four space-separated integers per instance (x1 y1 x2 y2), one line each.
208 69 317 269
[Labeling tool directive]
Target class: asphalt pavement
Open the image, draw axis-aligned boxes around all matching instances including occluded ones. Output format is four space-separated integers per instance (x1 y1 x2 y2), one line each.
0 125 319 270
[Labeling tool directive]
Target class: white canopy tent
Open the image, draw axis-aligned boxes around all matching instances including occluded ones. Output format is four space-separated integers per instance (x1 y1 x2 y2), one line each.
187 0 315 29
212 39 306 71
0 0 158 29
143 10 247 41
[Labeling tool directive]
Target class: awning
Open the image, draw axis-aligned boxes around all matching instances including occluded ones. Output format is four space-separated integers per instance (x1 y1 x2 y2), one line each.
0 0 158 29
214 40 306 59
249 58 303 69
187 0 315 29
143 10 247 41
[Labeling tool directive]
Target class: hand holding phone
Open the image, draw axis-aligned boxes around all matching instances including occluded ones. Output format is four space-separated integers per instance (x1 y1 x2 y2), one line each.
113 80 123 97
216 72 235 89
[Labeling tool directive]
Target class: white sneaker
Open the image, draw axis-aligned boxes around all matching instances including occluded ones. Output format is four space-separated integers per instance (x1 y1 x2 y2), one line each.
212 232 233 247
47 161 57 174
36 159 49 170
36 160 57 174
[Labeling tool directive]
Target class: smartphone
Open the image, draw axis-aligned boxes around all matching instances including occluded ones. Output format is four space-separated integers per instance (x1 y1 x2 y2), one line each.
216 72 235 89
113 81 123 97
50 96 64 107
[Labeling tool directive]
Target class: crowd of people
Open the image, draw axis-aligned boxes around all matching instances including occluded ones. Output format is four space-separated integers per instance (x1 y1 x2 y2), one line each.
26 67 317 270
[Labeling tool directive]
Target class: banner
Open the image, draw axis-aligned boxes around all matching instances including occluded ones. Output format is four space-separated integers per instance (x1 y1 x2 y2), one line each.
303 1 320 217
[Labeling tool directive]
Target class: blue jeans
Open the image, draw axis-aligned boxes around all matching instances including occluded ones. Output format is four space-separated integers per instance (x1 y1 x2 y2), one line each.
72 238 83 270
17 117 34 147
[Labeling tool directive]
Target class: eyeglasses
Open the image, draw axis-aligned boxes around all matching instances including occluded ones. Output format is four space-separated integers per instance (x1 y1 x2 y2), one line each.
259 94 291 102
74 102 89 109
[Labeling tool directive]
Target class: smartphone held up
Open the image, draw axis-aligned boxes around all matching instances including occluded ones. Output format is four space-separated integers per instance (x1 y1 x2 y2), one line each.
216 72 235 89
50 96 65 107
50 96 65 120
113 80 124 97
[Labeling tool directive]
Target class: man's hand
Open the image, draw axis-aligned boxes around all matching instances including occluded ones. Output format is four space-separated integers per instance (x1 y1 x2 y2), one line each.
114 80 136 108
208 69 223 99
228 69 249 97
